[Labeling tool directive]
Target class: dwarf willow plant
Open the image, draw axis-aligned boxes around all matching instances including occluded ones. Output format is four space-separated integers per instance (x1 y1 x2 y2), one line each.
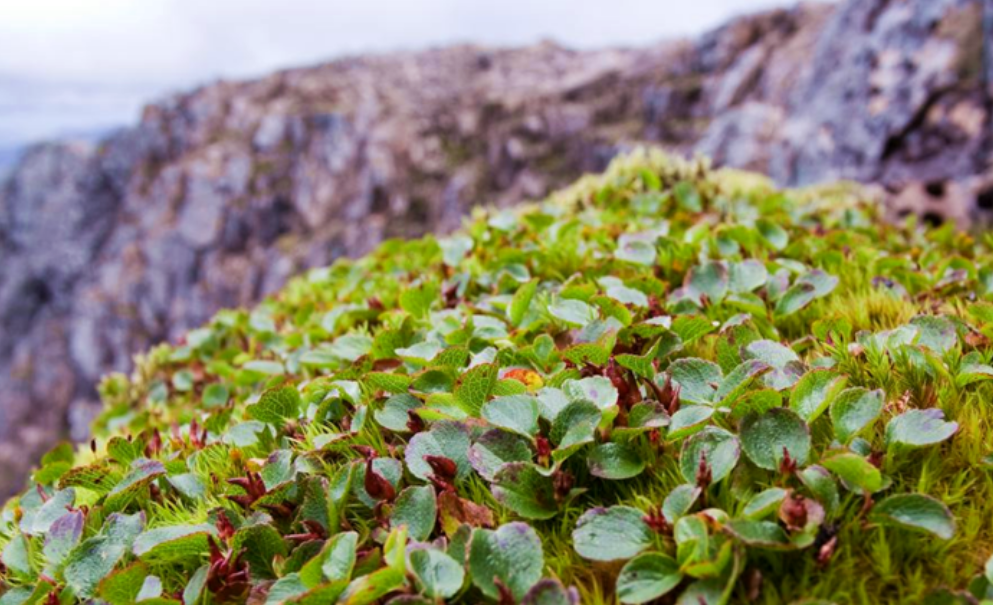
3 149 993 605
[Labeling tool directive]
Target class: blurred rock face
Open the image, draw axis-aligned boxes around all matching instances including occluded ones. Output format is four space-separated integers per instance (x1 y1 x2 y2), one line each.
0 0 990 497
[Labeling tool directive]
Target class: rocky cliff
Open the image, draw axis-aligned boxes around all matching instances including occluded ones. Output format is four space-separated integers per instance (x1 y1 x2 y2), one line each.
0 0 990 497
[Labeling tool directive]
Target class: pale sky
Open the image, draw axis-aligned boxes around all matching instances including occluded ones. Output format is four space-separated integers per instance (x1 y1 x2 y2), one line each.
0 0 796 154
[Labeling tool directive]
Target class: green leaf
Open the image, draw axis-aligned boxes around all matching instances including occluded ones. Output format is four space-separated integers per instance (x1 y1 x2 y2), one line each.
42 510 84 574
725 519 791 548
104 459 166 512
242 359 284 375
757 218 788 250
166 473 206 500
775 271 837 317
798 269 839 296
910 315 958 353
468 429 533 481
481 395 540 437
136 576 164 601
98 562 149 605
406 421 472 482
260 449 295 490
714 360 767 404
107 437 141 466
674 181 702 211
587 443 646 480
396 341 443 364
454 364 498 415
410 548 464 599
232 523 288 579
510 279 539 327
821 452 882 494
621 401 670 435
798 465 840 515
729 260 768 293
869 493 955 539
775 282 817 316
181 566 208 605
616 552 682 604
133 524 216 563
341 567 406 605
669 358 722 404
265 574 310 604
247 386 302 426
743 488 788 519
670 316 713 345
30 487 76 534
667 405 715 440
65 513 145 598
885 409 959 448
549 399 601 461
491 462 560 520
373 393 422 433
662 484 701 523
679 426 740 484
564 376 618 410
58 464 118 494
328 333 374 362
222 420 266 447
537 387 570 422
830 388 883 444
469 523 544 601
615 233 657 266
520 578 579 605
742 340 803 390
548 299 598 327
572 505 652 561
563 343 611 367
740 408 811 471
790 370 846 423
320 531 358 584
686 261 729 304
202 383 229 407
1 534 31 578
390 486 437 542
400 281 440 318
605 282 649 307
0 588 35 605
366 372 413 394
439 234 473 267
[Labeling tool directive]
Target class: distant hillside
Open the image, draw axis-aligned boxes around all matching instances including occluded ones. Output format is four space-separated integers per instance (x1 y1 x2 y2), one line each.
0 0 990 497
0 146 21 178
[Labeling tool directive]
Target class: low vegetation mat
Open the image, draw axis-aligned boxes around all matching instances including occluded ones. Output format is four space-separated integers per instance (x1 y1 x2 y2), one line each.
2 150 993 604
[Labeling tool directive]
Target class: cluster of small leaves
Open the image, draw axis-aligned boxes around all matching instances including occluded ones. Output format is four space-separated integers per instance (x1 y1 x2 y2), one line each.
3 149 993 604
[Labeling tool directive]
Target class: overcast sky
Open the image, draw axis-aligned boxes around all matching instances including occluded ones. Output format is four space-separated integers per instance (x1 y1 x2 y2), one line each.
0 0 795 153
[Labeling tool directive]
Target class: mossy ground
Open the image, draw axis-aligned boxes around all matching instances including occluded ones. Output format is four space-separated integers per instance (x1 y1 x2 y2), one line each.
2 150 993 605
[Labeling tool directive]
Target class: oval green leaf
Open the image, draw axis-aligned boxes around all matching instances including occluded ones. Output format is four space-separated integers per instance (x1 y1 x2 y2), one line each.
587 443 646 480
468 523 544 601
616 552 682 604
740 408 811 471
679 426 740 484
830 388 883 444
869 493 955 539
572 506 652 562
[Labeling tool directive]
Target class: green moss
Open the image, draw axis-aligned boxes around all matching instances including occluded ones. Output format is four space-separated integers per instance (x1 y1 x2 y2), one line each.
3 149 993 604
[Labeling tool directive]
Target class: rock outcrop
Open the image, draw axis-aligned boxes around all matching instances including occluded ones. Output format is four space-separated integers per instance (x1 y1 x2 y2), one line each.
0 0 990 497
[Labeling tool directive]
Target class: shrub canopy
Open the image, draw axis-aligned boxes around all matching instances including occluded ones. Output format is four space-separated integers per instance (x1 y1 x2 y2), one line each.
3 150 993 604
